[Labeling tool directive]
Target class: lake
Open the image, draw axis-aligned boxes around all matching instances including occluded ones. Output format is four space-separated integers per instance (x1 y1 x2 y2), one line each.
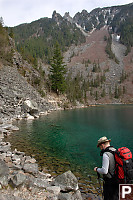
7 105 133 193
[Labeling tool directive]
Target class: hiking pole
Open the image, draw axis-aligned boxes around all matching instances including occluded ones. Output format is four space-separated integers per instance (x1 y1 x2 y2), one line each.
97 172 103 199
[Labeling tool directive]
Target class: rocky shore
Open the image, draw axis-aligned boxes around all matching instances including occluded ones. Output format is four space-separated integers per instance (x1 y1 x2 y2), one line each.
0 118 102 200
0 118 82 200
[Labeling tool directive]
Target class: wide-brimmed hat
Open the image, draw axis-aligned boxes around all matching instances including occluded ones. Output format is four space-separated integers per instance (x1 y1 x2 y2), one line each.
97 136 111 147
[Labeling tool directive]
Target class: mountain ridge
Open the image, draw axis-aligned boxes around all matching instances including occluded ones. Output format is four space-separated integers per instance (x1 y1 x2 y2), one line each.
0 2 133 122
8 2 133 104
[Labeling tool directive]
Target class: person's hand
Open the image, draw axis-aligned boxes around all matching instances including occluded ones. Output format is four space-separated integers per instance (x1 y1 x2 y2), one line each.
94 167 98 172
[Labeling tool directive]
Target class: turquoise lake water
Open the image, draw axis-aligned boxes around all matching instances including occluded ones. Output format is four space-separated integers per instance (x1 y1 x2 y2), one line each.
9 105 133 182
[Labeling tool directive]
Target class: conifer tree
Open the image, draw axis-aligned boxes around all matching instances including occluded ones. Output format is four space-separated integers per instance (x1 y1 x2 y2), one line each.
50 42 66 94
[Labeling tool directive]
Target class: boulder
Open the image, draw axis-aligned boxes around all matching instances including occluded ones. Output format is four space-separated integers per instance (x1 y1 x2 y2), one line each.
10 171 26 187
23 163 38 175
58 190 83 200
46 186 61 195
23 99 39 117
0 159 9 186
32 177 50 188
52 171 79 192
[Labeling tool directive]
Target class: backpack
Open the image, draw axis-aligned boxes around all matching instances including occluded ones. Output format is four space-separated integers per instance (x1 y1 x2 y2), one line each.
105 147 133 183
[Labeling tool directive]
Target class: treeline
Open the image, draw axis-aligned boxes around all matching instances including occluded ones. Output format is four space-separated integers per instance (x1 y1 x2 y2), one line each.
0 18 13 64
104 35 119 64
118 18 133 55
111 3 133 55
12 17 86 65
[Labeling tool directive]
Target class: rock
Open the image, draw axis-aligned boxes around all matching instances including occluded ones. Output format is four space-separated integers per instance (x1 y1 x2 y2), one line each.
0 153 7 160
0 119 3 124
32 177 50 188
23 163 38 175
58 190 83 200
46 186 61 195
10 171 26 187
27 114 35 120
4 156 12 163
6 151 12 157
0 127 8 135
39 111 48 115
12 164 23 170
22 113 34 120
0 159 9 186
25 156 36 164
1 124 12 130
0 143 11 153
0 194 24 200
10 125 19 131
12 154 21 165
52 171 79 192
13 149 25 156
23 99 39 117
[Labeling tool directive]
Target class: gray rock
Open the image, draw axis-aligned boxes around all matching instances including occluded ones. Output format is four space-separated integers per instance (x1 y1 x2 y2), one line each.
0 194 25 200
33 177 50 188
46 186 61 195
12 164 23 170
0 127 8 134
23 163 38 175
52 171 78 192
12 154 21 165
0 159 9 186
0 143 11 153
58 190 83 200
10 171 26 187
10 125 19 131
24 156 36 164
23 99 39 117
13 149 25 156
0 119 3 124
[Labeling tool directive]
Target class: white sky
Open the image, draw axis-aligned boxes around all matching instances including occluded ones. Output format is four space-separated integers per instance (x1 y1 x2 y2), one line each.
0 0 133 27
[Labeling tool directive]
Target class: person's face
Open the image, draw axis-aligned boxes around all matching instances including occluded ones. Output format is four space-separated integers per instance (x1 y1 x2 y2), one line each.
99 143 105 150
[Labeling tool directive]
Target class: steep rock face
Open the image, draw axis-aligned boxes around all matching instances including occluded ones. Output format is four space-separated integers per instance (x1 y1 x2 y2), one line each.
0 64 59 120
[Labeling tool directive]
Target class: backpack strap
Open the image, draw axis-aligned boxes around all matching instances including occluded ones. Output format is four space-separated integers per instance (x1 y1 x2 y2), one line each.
102 146 116 178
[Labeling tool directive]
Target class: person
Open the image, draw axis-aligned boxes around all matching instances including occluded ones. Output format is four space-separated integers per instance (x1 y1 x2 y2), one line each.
94 136 119 200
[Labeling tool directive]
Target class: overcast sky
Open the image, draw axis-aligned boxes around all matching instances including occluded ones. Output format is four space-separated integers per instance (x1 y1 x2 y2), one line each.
0 0 133 27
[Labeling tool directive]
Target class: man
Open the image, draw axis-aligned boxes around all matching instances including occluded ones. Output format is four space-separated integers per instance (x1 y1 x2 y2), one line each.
94 136 119 200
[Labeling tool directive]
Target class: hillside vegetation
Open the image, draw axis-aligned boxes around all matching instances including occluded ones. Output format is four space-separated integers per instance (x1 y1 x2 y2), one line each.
0 18 13 65
12 12 85 65
1 3 133 106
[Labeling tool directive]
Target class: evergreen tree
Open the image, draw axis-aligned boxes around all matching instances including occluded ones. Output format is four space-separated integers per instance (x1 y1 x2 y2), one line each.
50 42 66 94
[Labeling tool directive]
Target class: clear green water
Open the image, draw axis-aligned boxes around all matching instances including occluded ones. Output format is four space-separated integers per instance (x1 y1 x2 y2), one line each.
8 105 133 188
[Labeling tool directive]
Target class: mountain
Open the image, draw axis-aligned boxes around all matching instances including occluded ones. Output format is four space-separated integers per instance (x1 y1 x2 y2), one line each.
10 3 133 104
12 11 86 64
0 3 133 121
